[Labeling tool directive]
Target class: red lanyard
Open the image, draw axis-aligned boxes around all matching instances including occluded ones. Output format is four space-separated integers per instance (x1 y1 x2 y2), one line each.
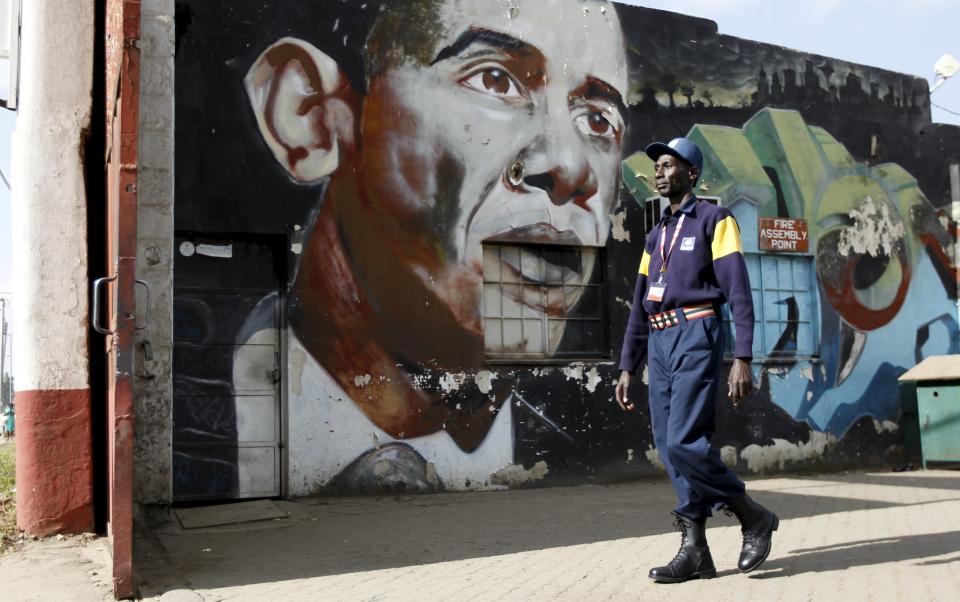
658 214 685 274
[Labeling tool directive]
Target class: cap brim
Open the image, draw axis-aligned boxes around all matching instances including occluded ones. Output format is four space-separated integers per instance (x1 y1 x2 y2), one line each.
645 142 684 164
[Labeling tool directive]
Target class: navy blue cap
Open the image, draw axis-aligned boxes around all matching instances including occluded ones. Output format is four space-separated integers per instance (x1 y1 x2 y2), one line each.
645 137 704 179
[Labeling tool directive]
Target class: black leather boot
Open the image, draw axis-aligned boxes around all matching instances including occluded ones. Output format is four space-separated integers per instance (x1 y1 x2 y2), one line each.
648 513 717 583
725 494 779 572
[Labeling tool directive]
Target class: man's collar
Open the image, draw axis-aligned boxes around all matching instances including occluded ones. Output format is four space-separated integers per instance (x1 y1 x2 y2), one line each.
660 193 699 220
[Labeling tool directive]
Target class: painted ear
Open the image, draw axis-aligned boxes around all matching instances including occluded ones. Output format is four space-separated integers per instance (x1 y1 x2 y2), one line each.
244 37 356 183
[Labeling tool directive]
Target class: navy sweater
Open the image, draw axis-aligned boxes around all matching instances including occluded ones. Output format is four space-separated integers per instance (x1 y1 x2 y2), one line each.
619 195 755 374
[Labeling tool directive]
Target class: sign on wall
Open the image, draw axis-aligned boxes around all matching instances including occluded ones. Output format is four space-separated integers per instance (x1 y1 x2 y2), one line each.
759 217 809 252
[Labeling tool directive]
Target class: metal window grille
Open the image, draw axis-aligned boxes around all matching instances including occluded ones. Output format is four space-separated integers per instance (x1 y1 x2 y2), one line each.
482 244 606 359
725 253 819 358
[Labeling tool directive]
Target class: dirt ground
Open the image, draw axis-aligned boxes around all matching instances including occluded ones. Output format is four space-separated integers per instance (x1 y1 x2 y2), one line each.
0 534 114 601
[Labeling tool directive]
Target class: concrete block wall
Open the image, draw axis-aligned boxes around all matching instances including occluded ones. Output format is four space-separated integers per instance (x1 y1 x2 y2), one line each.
134 0 175 505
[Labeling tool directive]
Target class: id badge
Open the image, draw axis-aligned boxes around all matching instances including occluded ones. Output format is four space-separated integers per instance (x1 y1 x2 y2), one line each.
647 280 666 302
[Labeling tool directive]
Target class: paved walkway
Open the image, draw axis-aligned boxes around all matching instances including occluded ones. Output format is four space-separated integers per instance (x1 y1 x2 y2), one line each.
3 470 960 600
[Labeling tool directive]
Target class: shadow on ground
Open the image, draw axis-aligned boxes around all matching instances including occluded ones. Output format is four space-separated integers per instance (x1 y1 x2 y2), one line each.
726 531 960 579
135 471 960 595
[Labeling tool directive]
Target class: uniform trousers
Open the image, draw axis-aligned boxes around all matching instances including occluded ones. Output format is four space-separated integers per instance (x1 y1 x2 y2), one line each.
647 310 745 520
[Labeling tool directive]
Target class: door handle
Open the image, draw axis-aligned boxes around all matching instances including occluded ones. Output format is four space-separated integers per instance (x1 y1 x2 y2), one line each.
135 279 151 331
268 351 281 383
91 275 117 335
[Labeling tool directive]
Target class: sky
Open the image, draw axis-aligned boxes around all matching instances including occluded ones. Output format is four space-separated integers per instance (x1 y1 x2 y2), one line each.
0 0 959 293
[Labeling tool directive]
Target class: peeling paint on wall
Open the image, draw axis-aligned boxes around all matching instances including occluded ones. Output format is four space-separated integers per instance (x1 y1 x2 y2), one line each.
475 370 496 394
585 367 602 393
489 461 549 487
438 372 465 393
720 445 738 469
644 446 665 472
740 431 837 472
838 196 905 258
873 419 899 434
610 210 631 242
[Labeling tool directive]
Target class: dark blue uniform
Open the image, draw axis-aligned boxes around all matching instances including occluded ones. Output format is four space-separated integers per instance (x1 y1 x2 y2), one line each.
620 195 754 519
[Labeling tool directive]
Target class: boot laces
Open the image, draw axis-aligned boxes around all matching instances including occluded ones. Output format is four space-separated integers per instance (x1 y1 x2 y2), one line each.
724 505 764 539
725 508 765 544
723 506 745 522
742 529 761 546
669 517 691 567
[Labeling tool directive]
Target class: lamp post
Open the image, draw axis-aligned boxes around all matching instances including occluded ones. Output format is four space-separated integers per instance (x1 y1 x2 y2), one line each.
930 54 959 94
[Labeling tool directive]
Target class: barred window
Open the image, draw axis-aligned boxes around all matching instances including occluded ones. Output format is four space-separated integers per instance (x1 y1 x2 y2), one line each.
482 244 606 359
725 253 819 358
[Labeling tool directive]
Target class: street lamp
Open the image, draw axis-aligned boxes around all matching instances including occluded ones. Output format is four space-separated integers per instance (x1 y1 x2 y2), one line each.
930 54 960 94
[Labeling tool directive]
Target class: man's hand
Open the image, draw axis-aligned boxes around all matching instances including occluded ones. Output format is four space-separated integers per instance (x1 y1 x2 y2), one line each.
728 358 753 407
615 370 635 411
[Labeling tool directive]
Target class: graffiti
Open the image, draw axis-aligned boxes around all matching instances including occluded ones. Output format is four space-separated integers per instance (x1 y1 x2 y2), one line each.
237 0 629 493
169 0 960 496
619 9 929 119
623 108 959 435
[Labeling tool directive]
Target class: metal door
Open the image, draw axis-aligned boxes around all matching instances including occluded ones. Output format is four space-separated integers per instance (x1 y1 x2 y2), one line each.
918 383 960 468
91 0 142 597
172 237 283 501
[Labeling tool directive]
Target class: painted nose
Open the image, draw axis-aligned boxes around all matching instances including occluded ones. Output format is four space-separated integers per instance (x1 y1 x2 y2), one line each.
520 117 598 208
524 163 597 208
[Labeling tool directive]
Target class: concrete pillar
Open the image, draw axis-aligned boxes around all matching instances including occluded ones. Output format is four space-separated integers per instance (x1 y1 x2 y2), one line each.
135 0 175 506
12 0 96 535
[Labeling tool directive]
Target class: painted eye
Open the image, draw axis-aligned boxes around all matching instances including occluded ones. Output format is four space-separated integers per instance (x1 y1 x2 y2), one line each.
462 67 525 100
587 112 611 135
575 110 620 139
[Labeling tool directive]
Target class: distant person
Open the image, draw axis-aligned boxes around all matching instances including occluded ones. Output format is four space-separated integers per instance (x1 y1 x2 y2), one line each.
2 404 12 441
616 137 779 581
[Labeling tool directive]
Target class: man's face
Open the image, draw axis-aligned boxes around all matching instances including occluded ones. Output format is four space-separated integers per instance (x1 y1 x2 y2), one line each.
654 154 695 199
343 0 628 360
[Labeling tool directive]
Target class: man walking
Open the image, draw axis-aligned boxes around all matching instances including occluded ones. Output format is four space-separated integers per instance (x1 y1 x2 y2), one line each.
615 137 778 582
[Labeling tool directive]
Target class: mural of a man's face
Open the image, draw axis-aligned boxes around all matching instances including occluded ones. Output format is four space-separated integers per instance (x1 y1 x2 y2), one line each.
355 0 628 356
246 0 627 366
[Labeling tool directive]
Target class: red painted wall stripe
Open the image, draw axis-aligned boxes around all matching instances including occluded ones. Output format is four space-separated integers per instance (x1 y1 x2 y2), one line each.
15 388 94 536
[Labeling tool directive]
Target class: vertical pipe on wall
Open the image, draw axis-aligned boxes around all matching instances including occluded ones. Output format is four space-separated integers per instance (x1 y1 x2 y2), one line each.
12 0 97 535
951 164 960 328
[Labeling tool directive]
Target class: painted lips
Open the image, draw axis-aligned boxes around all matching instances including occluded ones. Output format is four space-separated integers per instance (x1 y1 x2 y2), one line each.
499 252 579 285
497 250 584 318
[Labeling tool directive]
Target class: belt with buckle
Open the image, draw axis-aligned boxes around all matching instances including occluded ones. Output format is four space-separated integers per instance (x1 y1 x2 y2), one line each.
649 303 715 330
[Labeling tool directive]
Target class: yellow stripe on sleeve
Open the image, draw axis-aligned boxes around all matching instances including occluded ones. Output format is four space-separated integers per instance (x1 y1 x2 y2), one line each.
638 250 651 276
712 215 743 260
